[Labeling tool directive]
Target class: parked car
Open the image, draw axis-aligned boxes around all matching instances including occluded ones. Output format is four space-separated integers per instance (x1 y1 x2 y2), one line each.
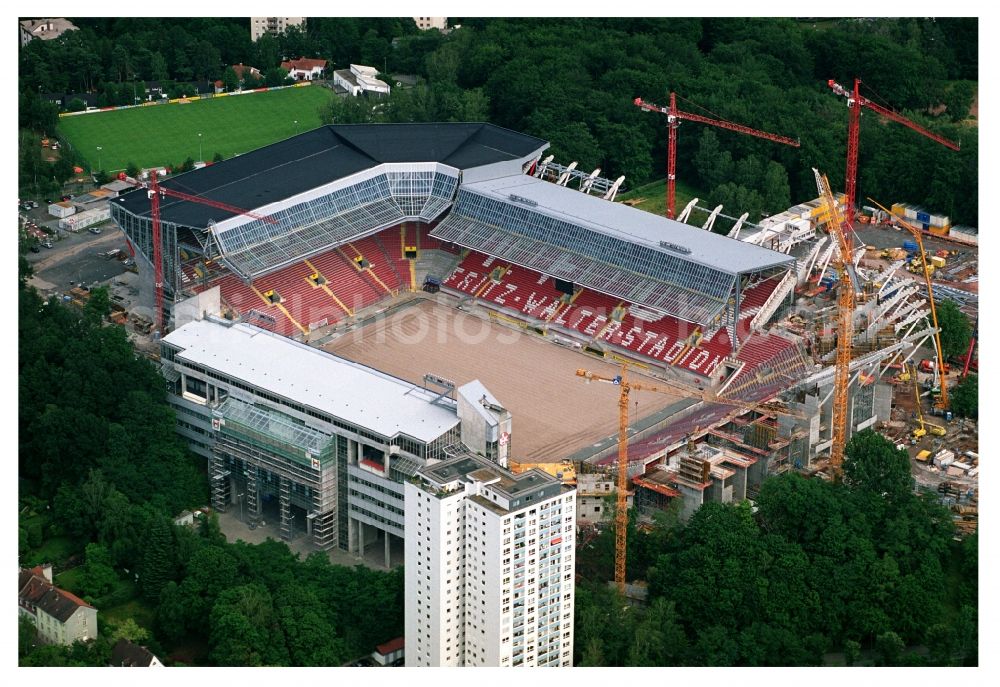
89 227 102 235
42 240 54 249
29 244 40 253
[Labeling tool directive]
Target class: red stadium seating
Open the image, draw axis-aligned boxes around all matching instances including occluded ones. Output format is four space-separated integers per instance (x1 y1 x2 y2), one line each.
437 249 791 377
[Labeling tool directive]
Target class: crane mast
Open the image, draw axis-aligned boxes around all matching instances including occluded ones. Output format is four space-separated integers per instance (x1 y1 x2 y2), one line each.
633 94 800 219
814 170 855 475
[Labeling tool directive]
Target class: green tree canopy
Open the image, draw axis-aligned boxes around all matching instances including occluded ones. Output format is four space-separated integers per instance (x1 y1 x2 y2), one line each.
843 429 914 500
936 299 971 359
950 373 977 418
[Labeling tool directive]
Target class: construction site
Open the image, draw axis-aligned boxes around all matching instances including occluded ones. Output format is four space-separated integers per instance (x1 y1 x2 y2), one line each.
103 83 976 579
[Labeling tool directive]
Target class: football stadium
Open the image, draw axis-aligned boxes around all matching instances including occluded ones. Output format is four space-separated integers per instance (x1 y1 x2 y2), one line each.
113 122 921 555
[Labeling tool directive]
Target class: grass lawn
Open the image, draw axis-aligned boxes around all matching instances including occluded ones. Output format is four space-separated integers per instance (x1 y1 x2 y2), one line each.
22 536 82 568
57 86 335 172
617 177 705 218
53 567 85 595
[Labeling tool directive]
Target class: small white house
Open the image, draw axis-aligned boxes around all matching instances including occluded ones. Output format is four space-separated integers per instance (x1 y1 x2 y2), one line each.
372 637 404 666
332 64 391 97
280 58 327 81
48 201 76 218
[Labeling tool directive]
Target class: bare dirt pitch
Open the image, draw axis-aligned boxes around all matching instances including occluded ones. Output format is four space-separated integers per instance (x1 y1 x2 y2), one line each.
323 299 683 462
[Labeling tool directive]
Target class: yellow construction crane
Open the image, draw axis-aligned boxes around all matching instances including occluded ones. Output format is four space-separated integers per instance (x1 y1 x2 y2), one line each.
868 198 949 411
575 364 809 594
814 169 858 477
910 363 947 438
575 365 675 594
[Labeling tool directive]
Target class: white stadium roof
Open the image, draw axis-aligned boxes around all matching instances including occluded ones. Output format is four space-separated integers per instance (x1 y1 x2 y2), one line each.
164 319 460 443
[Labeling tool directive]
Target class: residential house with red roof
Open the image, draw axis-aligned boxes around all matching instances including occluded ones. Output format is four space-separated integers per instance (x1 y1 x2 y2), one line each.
18 565 98 645
280 57 327 81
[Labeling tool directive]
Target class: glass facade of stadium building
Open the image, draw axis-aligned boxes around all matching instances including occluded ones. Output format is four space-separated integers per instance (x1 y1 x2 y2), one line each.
207 165 459 279
110 164 461 328
162 326 466 565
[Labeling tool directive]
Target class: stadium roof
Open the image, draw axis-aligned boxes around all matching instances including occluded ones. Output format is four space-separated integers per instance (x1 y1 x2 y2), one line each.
431 175 794 323
163 319 461 443
445 175 793 276
112 123 548 229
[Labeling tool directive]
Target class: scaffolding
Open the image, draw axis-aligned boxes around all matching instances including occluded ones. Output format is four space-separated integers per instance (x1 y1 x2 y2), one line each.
212 398 339 550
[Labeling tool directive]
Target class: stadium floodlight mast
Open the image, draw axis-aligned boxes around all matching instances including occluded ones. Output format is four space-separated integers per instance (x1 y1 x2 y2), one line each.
294 119 299 133
96 146 102 171
198 133 203 161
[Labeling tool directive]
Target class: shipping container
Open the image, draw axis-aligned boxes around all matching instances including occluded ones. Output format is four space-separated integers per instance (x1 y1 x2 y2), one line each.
930 214 950 227
916 450 932 462
916 211 930 223
951 461 972 472
931 256 946 269
903 240 919 253
59 207 110 231
929 225 951 236
949 225 978 246
47 201 76 218
964 451 979 461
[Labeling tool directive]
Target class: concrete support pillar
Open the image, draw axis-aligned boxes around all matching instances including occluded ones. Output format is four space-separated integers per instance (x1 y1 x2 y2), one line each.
358 520 365 557
384 531 391 568
348 516 356 555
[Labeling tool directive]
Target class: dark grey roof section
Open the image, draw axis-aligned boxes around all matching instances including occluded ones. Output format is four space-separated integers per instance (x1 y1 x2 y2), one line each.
112 123 547 229
111 639 158 667
34 587 91 622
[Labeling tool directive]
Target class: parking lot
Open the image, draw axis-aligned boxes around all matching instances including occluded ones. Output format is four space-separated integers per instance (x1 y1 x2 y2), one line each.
21 200 134 295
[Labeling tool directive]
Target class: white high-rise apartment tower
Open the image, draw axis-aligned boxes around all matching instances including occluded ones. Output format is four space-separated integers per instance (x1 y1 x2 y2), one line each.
405 454 576 667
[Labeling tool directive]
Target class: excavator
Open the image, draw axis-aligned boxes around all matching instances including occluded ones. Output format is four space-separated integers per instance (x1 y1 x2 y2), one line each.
910 363 946 439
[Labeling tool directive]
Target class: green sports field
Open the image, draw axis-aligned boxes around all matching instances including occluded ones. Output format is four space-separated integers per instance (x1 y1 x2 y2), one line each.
57 86 335 172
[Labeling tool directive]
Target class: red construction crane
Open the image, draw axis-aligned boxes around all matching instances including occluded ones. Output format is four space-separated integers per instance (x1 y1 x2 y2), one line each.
633 93 800 219
827 78 960 225
131 173 277 336
962 316 978 379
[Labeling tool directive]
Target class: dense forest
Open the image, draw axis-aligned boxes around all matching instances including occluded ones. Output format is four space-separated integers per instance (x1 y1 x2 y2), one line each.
573 430 978 666
18 17 977 225
18 258 403 666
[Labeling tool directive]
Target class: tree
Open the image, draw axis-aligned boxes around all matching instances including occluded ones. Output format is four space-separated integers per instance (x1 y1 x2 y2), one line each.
83 286 111 325
875 630 905 666
950 373 977 419
67 98 86 113
139 516 176 601
761 160 791 214
19 617 38 659
843 429 914 500
935 299 971 359
693 129 734 190
209 583 286 666
844 639 861 666
222 66 239 92
263 68 291 88
109 617 150 644
79 543 118 598
125 161 139 178
212 151 224 163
